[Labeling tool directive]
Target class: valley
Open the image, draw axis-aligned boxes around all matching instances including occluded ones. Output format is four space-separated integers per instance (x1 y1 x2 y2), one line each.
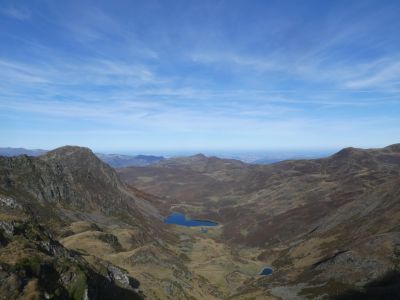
0 144 399 299
117 144 400 298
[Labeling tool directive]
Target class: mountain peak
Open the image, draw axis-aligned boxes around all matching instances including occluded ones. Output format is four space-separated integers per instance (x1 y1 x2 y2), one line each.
43 145 93 158
331 147 360 158
41 146 101 169
384 143 400 152
192 153 207 159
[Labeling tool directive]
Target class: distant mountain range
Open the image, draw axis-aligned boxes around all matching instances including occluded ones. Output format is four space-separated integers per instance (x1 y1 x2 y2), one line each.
250 150 335 164
0 147 336 167
0 147 47 157
0 147 165 168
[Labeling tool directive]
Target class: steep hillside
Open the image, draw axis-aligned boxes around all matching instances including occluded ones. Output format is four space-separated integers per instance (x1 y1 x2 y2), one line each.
0 146 163 230
117 154 250 214
0 146 223 299
0 203 141 299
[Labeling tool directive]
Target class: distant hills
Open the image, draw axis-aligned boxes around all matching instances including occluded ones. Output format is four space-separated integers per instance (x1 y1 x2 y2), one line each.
96 153 165 167
0 147 47 157
251 149 335 164
0 147 165 168
0 147 336 167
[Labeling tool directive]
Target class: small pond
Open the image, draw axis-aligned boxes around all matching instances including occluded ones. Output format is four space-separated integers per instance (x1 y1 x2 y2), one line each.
164 212 218 227
260 267 273 276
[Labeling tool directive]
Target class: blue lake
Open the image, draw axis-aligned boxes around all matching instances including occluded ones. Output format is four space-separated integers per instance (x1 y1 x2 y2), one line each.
260 267 273 276
164 212 218 227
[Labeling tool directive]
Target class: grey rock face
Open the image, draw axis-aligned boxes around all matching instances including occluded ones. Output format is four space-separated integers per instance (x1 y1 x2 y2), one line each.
0 195 21 209
0 221 15 236
0 146 158 222
107 265 131 288
0 216 143 300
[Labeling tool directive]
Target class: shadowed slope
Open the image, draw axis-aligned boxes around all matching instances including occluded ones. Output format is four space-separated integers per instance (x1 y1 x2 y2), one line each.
0 146 163 225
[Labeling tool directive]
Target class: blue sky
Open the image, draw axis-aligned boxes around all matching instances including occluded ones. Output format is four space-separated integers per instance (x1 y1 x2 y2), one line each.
0 0 399 152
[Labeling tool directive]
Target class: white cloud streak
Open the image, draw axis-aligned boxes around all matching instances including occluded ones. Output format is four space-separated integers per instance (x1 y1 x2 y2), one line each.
1 2 399 150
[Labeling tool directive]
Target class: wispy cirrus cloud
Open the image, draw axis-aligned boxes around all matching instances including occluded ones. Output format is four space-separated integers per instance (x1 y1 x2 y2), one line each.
345 60 400 90
190 49 400 92
1 1 400 150
0 57 161 89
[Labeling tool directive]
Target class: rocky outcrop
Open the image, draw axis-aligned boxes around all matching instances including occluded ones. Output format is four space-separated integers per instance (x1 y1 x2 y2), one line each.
0 146 164 231
0 216 142 300
0 146 168 299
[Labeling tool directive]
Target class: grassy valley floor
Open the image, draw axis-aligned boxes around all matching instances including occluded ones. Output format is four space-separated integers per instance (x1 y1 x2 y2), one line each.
60 220 278 299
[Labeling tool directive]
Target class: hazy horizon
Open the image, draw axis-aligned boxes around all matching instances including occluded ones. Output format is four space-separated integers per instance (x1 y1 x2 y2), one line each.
3 143 397 164
0 144 340 164
0 142 397 155
1 1 400 150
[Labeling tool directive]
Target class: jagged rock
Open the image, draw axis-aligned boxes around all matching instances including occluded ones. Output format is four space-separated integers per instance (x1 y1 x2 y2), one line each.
0 195 21 209
0 221 15 236
107 265 131 287
0 216 142 300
